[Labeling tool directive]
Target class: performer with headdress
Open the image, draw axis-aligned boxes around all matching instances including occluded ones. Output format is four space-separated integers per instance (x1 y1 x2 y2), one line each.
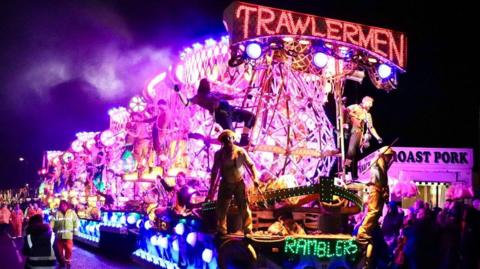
208 129 260 235
357 146 396 243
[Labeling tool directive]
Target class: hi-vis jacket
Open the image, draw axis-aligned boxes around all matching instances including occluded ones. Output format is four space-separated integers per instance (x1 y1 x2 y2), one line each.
50 209 79 240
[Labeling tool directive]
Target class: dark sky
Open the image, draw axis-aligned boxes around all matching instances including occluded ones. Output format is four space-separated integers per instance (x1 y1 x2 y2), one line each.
0 0 477 189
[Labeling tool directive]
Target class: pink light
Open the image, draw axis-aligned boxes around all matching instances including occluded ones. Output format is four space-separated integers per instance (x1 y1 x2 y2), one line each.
146 72 167 99
85 139 96 150
100 130 116 147
71 140 84 153
175 65 185 83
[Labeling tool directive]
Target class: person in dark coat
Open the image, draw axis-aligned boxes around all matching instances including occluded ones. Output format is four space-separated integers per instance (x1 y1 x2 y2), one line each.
22 214 56 269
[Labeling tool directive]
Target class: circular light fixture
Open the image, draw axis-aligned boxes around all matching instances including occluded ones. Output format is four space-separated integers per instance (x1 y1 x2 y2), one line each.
313 52 329 68
129 96 147 113
71 140 84 153
100 130 116 147
245 42 262 59
378 64 393 79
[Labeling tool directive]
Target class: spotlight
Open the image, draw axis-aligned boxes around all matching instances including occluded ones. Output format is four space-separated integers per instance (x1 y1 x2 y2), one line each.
245 42 262 59
378 64 393 79
202 248 213 263
100 130 116 147
313 52 328 68
129 96 147 113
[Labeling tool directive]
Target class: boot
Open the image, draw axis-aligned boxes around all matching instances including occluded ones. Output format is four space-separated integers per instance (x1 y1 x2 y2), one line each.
238 134 250 147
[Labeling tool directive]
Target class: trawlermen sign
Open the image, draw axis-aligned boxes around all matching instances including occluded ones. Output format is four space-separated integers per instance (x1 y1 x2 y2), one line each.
223 2 407 70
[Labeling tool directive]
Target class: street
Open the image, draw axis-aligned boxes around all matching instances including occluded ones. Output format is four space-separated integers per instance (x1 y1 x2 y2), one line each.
0 232 141 269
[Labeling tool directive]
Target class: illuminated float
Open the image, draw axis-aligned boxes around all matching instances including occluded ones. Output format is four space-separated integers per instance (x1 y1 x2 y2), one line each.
38 2 407 268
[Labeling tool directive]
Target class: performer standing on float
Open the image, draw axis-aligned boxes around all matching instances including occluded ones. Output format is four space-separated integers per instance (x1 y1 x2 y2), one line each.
357 146 396 242
345 96 383 179
174 78 256 146
208 129 259 235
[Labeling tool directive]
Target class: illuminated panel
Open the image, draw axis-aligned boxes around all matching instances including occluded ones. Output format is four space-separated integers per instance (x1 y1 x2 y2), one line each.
224 2 407 70
284 236 359 261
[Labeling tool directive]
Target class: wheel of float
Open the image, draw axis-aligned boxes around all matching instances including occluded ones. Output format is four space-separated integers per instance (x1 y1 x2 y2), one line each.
218 238 257 269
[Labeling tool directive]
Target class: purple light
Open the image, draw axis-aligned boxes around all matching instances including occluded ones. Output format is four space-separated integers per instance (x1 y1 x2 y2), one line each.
313 52 328 68
246 42 262 59
100 130 116 147
378 64 393 79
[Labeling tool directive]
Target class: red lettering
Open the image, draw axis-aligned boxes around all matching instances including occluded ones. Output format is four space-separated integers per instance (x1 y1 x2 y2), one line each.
326 20 343 40
236 5 258 40
311 17 326 37
373 29 388 57
288 13 310 35
276 11 292 34
359 28 375 52
343 22 360 46
257 7 275 35
389 32 406 68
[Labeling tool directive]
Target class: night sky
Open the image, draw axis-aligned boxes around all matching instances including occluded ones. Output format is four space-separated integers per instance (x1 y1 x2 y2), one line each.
0 0 477 189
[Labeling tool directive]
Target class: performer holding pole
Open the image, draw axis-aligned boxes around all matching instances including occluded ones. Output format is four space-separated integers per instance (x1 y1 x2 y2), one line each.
345 96 382 179
357 146 396 243
174 78 256 146
207 129 259 235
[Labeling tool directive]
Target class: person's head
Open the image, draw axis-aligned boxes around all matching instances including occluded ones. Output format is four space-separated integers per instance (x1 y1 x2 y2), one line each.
378 146 396 164
278 211 295 227
28 214 44 227
197 78 211 95
218 129 236 148
176 172 186 186
157 99 167 107
388 201 398 213
59 200 69 212
14 203 20 210
361 96 374 110
413 200 425 211
416 208 427 220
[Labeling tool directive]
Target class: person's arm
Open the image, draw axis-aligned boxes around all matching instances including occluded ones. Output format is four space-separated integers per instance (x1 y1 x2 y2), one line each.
366 113 382 143
208 152 221 200
241 148 259 185
174 85 190 106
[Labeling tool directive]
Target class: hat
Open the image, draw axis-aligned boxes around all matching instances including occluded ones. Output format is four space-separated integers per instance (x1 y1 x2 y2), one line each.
217 129 236 143
379 146 396 156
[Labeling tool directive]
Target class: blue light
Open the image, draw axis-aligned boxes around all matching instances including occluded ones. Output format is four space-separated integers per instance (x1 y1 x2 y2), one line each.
202 248 213 263
378 64 393 79
150 235 158 246
127 214 137 225
313 52 328 68
186 232 197 247
144 220 152 230
172 239 179 252
174 223 185 235
246 43 262 59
